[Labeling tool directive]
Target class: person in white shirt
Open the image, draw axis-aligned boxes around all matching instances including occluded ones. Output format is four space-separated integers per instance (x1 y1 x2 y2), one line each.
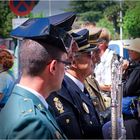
94 28 113 107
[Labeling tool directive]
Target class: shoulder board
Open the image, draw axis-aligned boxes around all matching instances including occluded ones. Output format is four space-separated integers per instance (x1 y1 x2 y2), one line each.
19 98 35 117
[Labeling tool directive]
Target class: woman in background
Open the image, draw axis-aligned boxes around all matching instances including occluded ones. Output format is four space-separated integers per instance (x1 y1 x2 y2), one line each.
0 49 15 109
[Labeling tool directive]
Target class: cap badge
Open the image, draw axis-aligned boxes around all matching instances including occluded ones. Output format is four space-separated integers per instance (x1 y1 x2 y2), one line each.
82 102 89 114
53 97 64 114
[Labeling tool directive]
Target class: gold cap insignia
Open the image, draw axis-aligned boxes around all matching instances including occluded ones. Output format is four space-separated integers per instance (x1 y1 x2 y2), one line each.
82 102 89 114
53 97 64 114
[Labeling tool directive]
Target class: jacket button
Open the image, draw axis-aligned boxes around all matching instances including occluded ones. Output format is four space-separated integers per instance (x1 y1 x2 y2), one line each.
90 121 93 124
66 119 70 124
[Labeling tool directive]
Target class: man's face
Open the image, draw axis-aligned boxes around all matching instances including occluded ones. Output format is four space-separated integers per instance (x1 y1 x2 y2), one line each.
92 48 100 64
67 41 78 62
98 42 108 51
128 50 140 61
55 53 69 90
74 51 94 77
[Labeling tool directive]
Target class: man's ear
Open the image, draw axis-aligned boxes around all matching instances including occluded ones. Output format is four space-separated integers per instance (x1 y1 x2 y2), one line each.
71 59 78 69
49 60 57 75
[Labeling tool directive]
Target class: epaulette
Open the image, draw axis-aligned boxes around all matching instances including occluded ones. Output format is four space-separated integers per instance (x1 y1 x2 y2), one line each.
19 98 35 117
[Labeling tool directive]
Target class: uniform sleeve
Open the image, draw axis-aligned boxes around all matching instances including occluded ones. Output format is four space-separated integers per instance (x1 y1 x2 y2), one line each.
0 74 7 102
0 74 6 93
8 116 52 139
123 69 140 97
0 73 15 103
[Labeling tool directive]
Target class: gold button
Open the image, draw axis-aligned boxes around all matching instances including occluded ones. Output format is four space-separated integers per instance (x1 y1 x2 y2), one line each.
66 119 70 124
21 111 25 114
90 121 92 124
24 98 29 101
28 109 33 112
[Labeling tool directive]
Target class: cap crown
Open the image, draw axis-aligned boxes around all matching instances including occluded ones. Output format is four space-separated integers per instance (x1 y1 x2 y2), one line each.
10 12 76 39
10 12 76 52
72 29 98 52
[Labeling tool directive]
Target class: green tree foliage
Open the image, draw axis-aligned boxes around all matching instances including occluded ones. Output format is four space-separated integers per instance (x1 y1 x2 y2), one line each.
70 0 111 13
79 11 102 22
69 0 121 38
0 1 40 38
123 3 140 38
29 12 45 18
104 3 120 34
0 1 16 38
96 18 116 39
69 0 140 39
104 1 139 36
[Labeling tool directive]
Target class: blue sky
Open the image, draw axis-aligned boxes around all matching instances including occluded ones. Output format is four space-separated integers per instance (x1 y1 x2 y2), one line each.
32 0 70 17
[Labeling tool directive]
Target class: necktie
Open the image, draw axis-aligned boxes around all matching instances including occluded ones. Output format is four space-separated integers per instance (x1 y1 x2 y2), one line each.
84 87 101 125
84 87 91 99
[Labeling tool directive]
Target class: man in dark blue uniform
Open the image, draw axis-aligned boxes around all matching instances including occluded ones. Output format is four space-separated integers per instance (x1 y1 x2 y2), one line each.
47 29 103 139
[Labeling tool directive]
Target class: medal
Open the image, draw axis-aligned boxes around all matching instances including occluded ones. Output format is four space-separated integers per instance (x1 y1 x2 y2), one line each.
82 102 89 114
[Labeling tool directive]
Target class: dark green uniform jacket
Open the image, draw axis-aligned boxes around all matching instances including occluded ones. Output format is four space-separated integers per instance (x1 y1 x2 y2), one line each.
0 85 67 139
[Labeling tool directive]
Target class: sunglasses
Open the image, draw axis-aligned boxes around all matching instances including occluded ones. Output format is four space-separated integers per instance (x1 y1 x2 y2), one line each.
56 59 71 66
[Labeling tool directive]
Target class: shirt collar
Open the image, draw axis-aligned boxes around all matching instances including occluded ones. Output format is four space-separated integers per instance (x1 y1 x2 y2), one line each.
65 72 84 92
16 84 48 109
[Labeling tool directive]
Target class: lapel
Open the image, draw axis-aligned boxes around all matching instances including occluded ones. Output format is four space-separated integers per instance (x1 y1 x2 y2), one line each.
62 76 93 108
12 86 63 135
79 88 93 108
86 76 100 93
57 77 74 104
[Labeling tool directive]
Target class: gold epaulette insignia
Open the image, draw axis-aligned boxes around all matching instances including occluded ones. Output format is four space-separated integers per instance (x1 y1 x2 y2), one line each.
53 97 64 114
38 104 44 110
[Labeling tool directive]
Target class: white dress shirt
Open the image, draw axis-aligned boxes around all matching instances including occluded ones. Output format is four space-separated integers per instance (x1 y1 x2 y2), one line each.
94 48 114 85
65 72 84 92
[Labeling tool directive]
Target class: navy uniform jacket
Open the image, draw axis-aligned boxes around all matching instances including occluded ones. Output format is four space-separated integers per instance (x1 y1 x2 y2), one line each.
47 75 103 139
0 85 67 139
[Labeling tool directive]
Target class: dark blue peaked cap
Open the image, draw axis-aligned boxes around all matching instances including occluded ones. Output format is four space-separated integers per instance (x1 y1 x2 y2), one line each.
31 24 73 53
12 23 73 53
72 29 98 52
10 12 76 39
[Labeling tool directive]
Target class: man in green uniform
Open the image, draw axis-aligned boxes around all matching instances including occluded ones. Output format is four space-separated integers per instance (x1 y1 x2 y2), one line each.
0 24 71 139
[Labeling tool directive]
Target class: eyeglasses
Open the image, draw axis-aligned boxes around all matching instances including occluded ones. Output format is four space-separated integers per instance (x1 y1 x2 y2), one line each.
56 59 71 66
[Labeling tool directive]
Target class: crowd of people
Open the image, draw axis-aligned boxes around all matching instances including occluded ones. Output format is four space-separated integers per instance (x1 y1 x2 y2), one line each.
0 12 140 139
